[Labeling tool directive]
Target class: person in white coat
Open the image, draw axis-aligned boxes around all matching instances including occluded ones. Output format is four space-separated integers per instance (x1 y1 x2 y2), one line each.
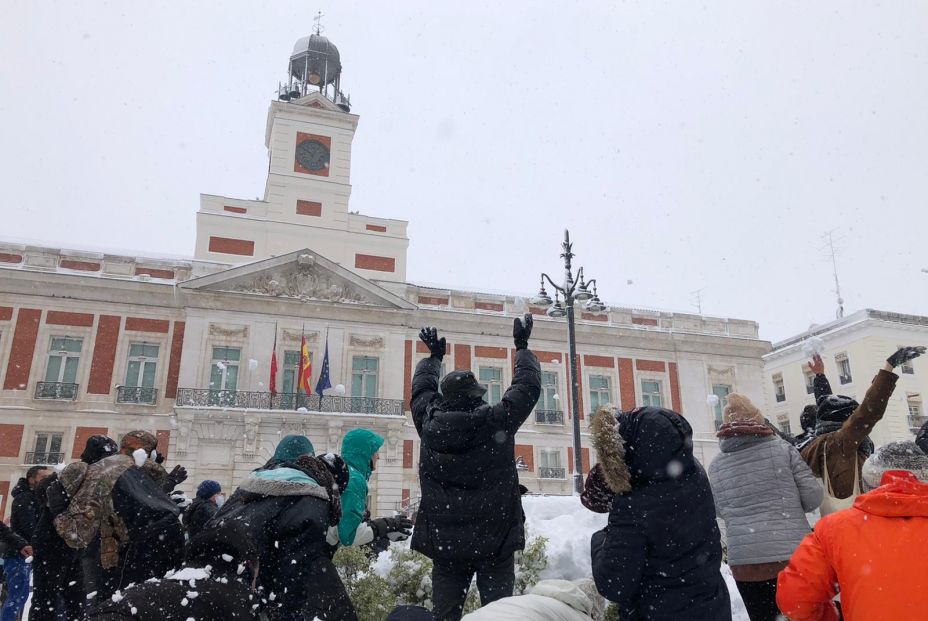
460 579 604 621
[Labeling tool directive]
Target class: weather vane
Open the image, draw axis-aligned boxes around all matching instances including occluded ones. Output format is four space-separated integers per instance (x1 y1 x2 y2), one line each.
313 10 324 35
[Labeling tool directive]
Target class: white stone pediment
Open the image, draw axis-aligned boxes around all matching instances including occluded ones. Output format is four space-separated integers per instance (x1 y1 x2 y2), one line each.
181 248 415 309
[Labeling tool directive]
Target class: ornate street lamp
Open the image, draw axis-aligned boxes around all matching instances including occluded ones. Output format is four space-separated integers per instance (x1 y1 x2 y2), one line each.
530 230 605 494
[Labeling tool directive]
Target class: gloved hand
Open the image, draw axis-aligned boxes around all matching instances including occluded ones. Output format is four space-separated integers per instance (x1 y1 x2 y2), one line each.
418 327 446 360
513 314 533 350
166 464 188 487
370 515 414 541
46 479 71 516
887 346 927 368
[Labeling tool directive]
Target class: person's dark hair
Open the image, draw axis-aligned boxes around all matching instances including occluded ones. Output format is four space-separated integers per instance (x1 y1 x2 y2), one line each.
800 405 817 430
26 465 49 481
33 471 58 505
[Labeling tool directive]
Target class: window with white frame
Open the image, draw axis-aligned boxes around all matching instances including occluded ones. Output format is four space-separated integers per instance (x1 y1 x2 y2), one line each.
641 379 663 408
124 343 159 389
589 375 612 412
539 449 564 479
282 350 306 394
209 346 241 391
803 367 815 394
712 384 731 429
479 367 503 405
30 431 63 464
900 346 915 374
908 394 923 430
540 371 560 411
45 337 83 384
836 354 852 384
777 416 792 435
773 374 786 403
351 356 379 398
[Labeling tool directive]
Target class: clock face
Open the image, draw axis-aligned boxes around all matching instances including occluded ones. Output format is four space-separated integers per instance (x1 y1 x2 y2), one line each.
295 139 330 172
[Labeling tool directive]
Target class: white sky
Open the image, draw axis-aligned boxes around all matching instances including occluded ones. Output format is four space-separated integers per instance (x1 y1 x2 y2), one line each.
2 2 926 342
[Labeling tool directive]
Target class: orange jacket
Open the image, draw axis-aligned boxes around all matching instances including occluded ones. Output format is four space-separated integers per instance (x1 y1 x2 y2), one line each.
776 470 928 621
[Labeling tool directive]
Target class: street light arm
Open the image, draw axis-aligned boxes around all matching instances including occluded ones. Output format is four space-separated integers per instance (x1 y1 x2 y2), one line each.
541 272 567 296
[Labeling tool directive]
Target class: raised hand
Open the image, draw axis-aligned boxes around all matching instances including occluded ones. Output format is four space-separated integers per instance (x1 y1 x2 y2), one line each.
168 464 188 486
513 314 534 350
418 327 446 360
887 346 927 369
809 354 825 375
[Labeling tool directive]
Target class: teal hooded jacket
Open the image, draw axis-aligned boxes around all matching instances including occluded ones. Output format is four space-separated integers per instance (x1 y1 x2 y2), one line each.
337 428 385 545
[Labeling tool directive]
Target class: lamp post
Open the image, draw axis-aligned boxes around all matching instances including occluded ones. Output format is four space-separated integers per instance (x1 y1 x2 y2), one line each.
530 230 606 494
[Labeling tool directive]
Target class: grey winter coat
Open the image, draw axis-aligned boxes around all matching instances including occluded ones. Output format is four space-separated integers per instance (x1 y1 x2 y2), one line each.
708 434 823 566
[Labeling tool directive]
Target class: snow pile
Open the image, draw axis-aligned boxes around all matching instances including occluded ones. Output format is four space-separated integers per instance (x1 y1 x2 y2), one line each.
802 335 826 358
522 495 748 620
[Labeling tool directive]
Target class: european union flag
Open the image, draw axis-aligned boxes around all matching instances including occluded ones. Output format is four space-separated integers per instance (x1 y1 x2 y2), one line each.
315 337 332 396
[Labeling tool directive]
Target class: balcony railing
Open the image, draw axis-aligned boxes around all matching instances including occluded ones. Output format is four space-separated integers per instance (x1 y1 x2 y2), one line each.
539 466 567 479
117 386 158 405
25 452 64 465
839 375 853 385
535 410 564 425
35 382 78 400
775 392 786 403
909 414 927 432
174 389 405 416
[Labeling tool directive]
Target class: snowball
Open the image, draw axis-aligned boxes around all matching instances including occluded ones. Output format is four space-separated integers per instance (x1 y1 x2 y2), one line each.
706 394 720 408
248 358 259 370
132 448 148 468
297 407 309 413
801 336 826 357
334 384 346 396
111 591 124 603
221 554 233 562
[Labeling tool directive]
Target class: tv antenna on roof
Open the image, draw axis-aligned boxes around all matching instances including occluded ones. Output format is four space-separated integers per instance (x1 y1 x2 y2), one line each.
313 10 324 35
691 288 705 315
820 229 845 319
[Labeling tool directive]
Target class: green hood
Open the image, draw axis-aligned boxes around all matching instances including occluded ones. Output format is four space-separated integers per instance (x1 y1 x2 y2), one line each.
341 428 384 479
272 434 315 463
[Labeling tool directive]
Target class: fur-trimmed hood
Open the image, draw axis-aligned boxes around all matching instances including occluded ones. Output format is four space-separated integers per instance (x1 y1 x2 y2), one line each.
590 407 632 494
238 467 330 501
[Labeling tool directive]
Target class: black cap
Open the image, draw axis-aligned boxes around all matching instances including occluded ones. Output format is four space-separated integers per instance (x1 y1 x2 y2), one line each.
817 394 858 423
440 370 487 402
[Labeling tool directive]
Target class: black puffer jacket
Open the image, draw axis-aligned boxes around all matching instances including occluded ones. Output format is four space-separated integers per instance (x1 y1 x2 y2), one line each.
591 407 731 621
410 349 541 563
183 497 218 540
208 463 356 621
10 477 41 544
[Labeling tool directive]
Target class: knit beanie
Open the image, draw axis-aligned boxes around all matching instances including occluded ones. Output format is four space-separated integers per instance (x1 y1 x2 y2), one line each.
272 434 315 462
196 479 221 499
861 441 928 491
723 394 764 425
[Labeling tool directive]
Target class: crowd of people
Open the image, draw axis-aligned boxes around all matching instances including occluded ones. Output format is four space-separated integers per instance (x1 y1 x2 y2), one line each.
1 318 927 620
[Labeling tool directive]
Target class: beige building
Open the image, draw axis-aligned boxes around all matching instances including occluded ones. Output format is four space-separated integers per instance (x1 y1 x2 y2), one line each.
0 32 771 519
763 309 928 444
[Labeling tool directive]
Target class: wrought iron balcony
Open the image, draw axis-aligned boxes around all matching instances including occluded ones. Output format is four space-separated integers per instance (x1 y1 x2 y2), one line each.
775 392 786 403
117 386 158 405
174 389 405 416
535 410 564 425
25 452 64 465
539 466 567 479
908 414 927 432
839 375 853 385
35 382 78 400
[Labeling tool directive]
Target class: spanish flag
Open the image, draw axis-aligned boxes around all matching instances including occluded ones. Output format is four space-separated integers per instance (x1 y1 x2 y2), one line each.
298 333 312 395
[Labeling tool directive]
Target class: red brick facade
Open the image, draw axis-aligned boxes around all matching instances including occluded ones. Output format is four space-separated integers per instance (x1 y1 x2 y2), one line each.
632 317 659 326
296 200 323 217
223 205 247 214
568 446 591 474
208 237 255 257
135 267 176 279
474 346 507 359
354 254 395 272
59 259 101 272
453 344 471 371
0 253 22 264
156 430 171 459
125 317 170 333
636 359 666 373
71 426 108 459
0 424 24 457
583 354 614 368
165 321 186 400
403 340 413 408
87 315 121 395
475 301 504 312
0 307 12 321
669 362 683 414
618 358 636 410
403 439 414 469
46 311 94 327
417 296 448 306
3 309 41 390
580 312 608 322
514 444 534 471
365 224 387 232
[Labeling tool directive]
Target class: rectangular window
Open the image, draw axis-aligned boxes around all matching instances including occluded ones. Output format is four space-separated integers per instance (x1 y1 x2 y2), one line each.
641 379 663 408
908 394 924 431
803 368 815 394
540 371 560 411
773 375 786 403
45 336 83 384
900 346 915 374
282 350 302 394
589 375 612 412
209 346 241 391
539 450 564 479
777 417 792 435
124 343 159 388
30 431 64 464
479 367 503 405
712 384 732 429
836 354 852 384
351 356 379 398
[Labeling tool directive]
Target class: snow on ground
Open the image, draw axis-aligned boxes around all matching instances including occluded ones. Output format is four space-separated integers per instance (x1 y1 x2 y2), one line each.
522 494 749 620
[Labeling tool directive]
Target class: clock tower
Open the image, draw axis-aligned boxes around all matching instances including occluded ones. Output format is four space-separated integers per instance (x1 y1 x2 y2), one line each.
194 30 409 282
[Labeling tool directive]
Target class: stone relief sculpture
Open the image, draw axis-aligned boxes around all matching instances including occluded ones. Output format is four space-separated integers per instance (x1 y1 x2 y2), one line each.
227 263 371 304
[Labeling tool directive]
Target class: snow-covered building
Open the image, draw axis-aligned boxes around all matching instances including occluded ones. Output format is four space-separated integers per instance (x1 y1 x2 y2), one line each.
763 309 928 445
0 31 770 518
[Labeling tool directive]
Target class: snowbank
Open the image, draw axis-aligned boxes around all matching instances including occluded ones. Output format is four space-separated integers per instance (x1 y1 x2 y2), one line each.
522 494 748 620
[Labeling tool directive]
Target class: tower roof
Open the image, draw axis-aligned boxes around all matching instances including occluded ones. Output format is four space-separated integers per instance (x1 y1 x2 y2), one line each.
290 34 342 86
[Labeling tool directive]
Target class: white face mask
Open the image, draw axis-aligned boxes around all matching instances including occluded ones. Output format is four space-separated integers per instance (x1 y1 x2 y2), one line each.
215 494 226 508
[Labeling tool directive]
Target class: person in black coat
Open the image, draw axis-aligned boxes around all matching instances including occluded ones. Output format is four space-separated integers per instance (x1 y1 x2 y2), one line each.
410 316 541 621
183 480 223 539
206 451 356 621
2 465 52 621
588 406 732 621
86 519 258 620
30 435 119 621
